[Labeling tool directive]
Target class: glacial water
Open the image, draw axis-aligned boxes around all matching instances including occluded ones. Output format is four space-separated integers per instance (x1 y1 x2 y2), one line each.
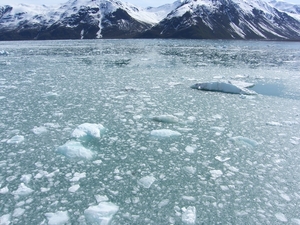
0 39 300 225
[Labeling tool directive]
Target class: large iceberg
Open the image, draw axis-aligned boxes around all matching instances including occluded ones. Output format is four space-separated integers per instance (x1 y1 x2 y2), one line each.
71 123 105 141
56 141 94 159
84 202 119 225
191 82 256 95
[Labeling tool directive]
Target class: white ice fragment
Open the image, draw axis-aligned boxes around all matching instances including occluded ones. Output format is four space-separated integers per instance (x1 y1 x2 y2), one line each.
185 146 196 154
275 212 288 222
20 174 32 184
150 129 181 138
12 208 25 217
0 214 11 225
182 206 196 224
56 141 94 160
12 183 33 196
210 170 223 180
184 166 196 175
182 196 196 201
84 202 119 225
70 172 86 182
229 136 259 148
71 123 105 141
95 195 109 203
151 115 179 123
158 199 169 208
280 193 291 201
32 126 47 135
266 122 282 126
0 186 9 194
191 82 256 95
228 80 255 88
45 211 70 225
291 218 300 225
68 184 80 193
215 156 230 162
7 135 24 144
137 176 156 188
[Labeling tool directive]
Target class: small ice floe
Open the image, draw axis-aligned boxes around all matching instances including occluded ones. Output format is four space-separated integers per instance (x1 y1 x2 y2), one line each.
137 176 156 188
68 184 80 193
7 135 24 144
266 121 282 126
185 145 196 154
45 211 70 225
184 166 197 175
215 156 230 162
71 123 106 141
56 141 94 159
150 129 181 138
229 136 259 148
0 50 9 56
84 202 119 225
0 186 9 194
275 212 288 222
151 115 179 123
0 214 11 225
191 81 256 95
20 174 32 184
95 195 109 203
12 183 33 196
32 126 48 135
182 206 196 224
209 170 223 180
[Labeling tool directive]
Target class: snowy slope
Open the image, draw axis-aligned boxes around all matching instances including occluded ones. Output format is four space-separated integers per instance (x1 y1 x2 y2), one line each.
1 0 300 40
143 0 300 40
269 0 300 20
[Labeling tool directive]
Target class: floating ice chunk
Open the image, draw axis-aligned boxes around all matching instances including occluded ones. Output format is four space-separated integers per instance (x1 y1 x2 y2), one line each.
275 212 288 222
20 174 32 184
32 126 47 135
184 166 196 175
71 123 105 141
229 136 259 148
56 141 94 159
12 208 25 217
291 218 300 225
185 146 196 154
228 80 255 88
266 122 282 126
84 202 119 225
210 170 223 180
12 183 33 196
182 206 196 224
150 129 181 138
0 186 9 194
215 156 230 162
70 172 86 182
95 195 109 203
7 135 24 144
68 184 80 193
151 115 179 123
0 214 11 225
45 211 70 225
191 82 256 95
138 176 156 188
158 199 169 208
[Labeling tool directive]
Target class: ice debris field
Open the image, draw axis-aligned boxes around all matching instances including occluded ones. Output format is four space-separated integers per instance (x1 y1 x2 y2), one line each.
0 39 300 224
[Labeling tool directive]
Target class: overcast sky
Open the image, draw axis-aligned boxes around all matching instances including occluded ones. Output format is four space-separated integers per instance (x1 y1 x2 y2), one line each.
1 0 300 8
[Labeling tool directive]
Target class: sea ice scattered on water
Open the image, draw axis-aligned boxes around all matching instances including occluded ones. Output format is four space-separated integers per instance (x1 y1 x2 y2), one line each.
56 141 94 159
45 211 70 225
137 175 156 188
84 202 119 225
6 135 24 144
150 129 181 138
71 123 105 141
182 206 196 224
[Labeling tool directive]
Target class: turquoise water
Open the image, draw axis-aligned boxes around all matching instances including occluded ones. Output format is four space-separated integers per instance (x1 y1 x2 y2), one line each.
0 39 300 224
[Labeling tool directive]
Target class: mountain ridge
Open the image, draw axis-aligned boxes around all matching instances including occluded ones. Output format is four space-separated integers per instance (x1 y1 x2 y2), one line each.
0 0 300 40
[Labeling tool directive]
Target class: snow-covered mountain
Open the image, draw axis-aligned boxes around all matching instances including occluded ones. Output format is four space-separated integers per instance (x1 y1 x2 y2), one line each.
269 0 300 20
0 0 300 40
